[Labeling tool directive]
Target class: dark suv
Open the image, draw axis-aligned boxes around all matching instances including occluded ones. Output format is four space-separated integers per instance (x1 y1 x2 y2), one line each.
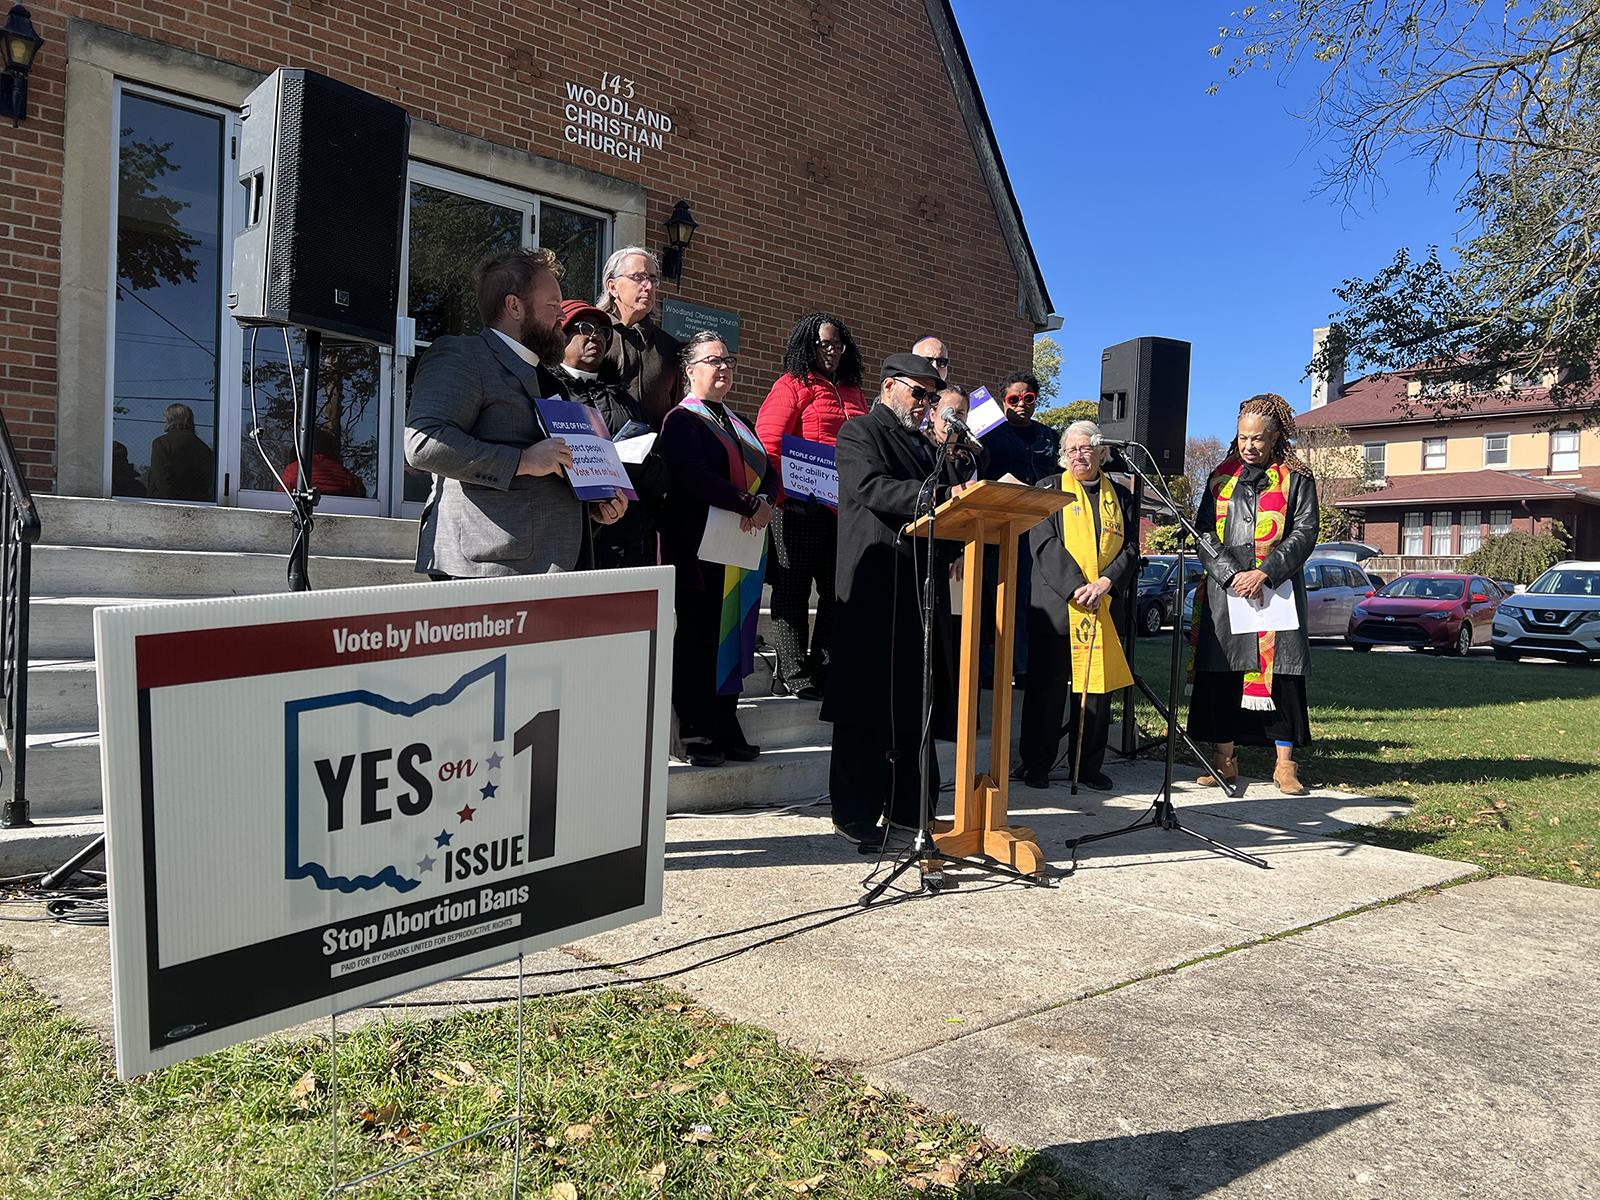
1136 555 1206 636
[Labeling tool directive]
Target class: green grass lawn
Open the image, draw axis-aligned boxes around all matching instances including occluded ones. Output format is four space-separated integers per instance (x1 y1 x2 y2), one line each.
0 949 1085 1199
1127 637 1600 886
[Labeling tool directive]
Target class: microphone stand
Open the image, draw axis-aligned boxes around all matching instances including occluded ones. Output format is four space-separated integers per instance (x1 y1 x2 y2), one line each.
1064 440 1268 873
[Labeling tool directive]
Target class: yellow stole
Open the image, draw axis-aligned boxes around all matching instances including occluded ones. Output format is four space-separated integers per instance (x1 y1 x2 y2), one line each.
1055 472 1134 695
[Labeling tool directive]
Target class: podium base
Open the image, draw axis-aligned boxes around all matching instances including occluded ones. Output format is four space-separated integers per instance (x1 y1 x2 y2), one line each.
932 774 1049 876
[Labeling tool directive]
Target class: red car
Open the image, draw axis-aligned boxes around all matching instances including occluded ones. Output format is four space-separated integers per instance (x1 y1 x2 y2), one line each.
1346 573 1510 656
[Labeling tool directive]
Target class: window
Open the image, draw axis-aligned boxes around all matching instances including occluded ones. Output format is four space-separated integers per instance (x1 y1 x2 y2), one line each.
1459 510 1483 554
1402 511 1425 554
1484 433 1510 467
1421 376 1451 398
1512 367 1544 389
1423 438 1447 470
1490 509 1513 538
1361 441 1387 483
1303 564 1324 591
1430 511 1454 556
1551 429 1580 473
539 200 607 302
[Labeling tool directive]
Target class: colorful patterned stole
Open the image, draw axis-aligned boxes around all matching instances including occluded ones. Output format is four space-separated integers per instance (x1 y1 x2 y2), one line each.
678 398 770 695
1054 472 1134 694
1188 457 1292 710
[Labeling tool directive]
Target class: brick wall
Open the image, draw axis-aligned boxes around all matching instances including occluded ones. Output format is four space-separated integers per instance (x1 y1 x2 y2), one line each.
0 0 1037 492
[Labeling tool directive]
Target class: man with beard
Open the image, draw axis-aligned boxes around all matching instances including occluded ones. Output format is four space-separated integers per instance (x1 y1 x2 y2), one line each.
823 353 975 844
406 247 626 578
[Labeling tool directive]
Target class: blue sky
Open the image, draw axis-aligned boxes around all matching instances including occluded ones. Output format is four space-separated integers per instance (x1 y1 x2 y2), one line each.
953 1 1471 442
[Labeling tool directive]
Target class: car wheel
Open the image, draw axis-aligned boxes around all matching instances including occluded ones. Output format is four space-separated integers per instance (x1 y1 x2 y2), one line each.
1140 603 1162 637
1452 623 1473 657
1492 646 1520 662
1347 639 1372 653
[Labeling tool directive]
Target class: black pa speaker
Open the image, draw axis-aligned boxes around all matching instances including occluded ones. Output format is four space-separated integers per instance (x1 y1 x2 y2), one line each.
229 69 409 345
1098 337 1190 475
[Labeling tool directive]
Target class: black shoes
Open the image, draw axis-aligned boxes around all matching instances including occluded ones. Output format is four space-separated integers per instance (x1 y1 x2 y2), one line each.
832 820 876 844
1023 771 1051 789
795 685 825 702
687 750 725 768
1077 769 1115 792
725 744 760 762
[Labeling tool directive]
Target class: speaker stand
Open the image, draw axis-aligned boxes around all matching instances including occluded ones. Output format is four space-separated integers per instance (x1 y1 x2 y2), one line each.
287 328 321 592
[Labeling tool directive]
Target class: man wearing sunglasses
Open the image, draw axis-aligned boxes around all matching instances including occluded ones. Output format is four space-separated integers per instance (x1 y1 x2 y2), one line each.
822 354 976 846
598 246 683 429
977 369 1061 689
911 335 951 382
556 299 669 568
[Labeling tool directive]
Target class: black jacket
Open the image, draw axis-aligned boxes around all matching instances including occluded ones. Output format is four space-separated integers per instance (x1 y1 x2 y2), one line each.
1192 466 1320 675
559 369 670 549
656 401 777 591
1028 472 1138 637
822 404 960 735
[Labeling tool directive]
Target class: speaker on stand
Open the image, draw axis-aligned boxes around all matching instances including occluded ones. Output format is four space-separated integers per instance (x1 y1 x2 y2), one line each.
1097 337 1190 757
229 68 410 590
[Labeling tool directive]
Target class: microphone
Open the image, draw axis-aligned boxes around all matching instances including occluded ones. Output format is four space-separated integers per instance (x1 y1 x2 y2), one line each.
938 406 970 435
1088 433 1133 448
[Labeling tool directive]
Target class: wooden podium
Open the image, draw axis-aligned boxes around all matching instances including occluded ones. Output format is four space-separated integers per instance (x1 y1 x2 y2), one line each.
905 479 1073 875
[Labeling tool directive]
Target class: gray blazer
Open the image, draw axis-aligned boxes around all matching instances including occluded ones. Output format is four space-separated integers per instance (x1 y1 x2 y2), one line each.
405 329 585 577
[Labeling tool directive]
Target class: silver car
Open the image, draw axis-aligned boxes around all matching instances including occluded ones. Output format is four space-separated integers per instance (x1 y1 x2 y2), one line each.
1182 557 1376 635
1491 561 1600 662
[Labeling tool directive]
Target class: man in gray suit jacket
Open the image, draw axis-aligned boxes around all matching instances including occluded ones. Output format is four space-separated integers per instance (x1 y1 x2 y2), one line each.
406 247 626 577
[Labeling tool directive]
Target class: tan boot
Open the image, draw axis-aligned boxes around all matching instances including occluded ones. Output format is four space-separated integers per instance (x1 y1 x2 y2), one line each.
1197 753 1237 788
1273 760 1308 796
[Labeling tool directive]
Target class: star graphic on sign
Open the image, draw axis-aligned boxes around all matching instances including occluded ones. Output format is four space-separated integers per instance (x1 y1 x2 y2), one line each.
480 781 498 800
486 751 504 770
434 829 453 847
416 854 436 873
457 803 476 822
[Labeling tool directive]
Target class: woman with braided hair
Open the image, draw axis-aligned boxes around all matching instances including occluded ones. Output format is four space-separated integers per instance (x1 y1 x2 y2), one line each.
1186 394 1320 796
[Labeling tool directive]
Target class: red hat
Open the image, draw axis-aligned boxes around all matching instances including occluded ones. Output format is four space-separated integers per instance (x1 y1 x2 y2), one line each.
559 299 612 329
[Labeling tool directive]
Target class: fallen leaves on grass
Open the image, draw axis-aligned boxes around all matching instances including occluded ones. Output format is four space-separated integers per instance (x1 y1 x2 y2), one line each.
548 1184 577 1200
862 1147 894 1165
562 1123 593 1143
290 1071 318 1107
682 1051 715 1068
782 1174 826 1193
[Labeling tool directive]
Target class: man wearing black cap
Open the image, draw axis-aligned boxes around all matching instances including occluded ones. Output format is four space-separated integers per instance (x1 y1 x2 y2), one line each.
822 354 975 845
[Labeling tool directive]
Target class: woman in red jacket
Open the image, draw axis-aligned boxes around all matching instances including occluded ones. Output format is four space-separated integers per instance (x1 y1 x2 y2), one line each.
755 312 869 700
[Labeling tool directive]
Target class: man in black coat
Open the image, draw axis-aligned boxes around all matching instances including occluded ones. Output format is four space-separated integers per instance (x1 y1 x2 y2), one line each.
1016 421 1138 790
822 353 974 844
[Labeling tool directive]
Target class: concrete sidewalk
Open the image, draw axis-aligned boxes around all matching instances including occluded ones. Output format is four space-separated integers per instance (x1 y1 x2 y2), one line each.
5 759 1597 1198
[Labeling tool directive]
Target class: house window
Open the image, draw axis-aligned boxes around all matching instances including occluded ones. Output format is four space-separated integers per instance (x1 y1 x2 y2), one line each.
1421 376 1451 399
1402 511 1424 554
539 200 608 302
1484 433 1510 467
1512 368 1544 389
1423 438 1447 470
1460 510 1482 554
1551 429 1580 473
1490 509 1513 538
1431 511 1454 556
1361 441 1386 483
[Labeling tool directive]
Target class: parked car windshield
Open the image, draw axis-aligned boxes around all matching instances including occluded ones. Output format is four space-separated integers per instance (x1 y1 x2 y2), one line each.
1527 569 1600 596
1140 560 1173 585
1379 577 1465 600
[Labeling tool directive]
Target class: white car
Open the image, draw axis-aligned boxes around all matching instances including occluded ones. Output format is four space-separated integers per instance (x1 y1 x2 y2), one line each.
1491 561 1600 663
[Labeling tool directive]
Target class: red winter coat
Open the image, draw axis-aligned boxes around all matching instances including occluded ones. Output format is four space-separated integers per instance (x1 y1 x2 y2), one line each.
755 372 869 503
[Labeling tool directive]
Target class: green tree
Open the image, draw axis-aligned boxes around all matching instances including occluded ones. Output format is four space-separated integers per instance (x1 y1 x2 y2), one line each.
1459 524 1570 584
117 132 200 292
1035 398 1099 431
1213 1 1600 425
1032 335 1063 404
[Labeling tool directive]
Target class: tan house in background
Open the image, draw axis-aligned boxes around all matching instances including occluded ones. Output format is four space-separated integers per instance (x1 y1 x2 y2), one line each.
1297 363 1600 572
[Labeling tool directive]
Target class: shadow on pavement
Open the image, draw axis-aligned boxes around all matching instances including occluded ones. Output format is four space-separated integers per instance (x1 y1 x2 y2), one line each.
1042 1102 1388 1200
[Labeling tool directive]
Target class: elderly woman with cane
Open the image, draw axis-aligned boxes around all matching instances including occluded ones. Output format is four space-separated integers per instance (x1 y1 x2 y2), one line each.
1015 420 1138 791
1187 394 1320 796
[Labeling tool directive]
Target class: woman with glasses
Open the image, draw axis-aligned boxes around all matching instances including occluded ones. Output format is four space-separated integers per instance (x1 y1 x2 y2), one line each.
554 299 669 568
598 246 683 429
658 332 777 767
754 312 869 701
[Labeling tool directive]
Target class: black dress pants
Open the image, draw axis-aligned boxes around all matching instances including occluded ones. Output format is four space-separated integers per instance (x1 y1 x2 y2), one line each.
672 572 749 753
768 506 837 690
829 722 940 829
1018 629 1112 777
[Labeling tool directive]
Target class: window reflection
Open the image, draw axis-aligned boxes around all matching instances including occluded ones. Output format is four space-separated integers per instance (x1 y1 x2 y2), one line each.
241 329 378 499
540 202 605 302
112 94 224 501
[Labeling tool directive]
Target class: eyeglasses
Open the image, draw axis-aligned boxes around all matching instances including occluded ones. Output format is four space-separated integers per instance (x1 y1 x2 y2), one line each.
816 339 844 350
567 321 610 342
619 271 659 286
925 356 950 369
896 379 939 402
1004 391 1037 405
691 355 738 370
1063 446 1098 459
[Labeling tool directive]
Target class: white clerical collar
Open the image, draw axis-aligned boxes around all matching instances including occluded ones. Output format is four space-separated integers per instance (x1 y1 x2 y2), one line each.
559 364 600 381
490 327 539 368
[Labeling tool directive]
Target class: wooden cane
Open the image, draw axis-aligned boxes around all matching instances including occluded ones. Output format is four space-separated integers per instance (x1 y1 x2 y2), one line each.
1071 606 1099 796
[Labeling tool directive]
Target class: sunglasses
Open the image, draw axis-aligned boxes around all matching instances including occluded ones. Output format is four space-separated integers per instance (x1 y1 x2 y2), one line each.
1005 391 1037 405
896 379 940 402
925 356 950 369
567 321 611 342
816 339 845 351
692 355 738 369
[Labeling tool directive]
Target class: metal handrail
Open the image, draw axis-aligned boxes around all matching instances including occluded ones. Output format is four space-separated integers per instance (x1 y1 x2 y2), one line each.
0 408 39 829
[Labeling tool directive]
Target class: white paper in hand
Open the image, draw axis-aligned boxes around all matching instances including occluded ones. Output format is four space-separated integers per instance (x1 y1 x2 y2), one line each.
615 432 657 464
1225 579 1299 632
698 506 766 571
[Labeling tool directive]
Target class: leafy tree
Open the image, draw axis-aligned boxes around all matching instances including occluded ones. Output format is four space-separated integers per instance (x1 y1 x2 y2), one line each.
1032 335 1063 404
1459 523 1570 584
1168 435 1229 521
1145 522 1186 553
117 131 200 292
1212 1 1600 425
1035 398 1099 431
1296 422 1376 540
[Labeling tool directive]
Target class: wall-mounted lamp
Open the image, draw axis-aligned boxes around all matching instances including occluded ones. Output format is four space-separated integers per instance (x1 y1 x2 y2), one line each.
0 6 45 127
661 198 698 291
